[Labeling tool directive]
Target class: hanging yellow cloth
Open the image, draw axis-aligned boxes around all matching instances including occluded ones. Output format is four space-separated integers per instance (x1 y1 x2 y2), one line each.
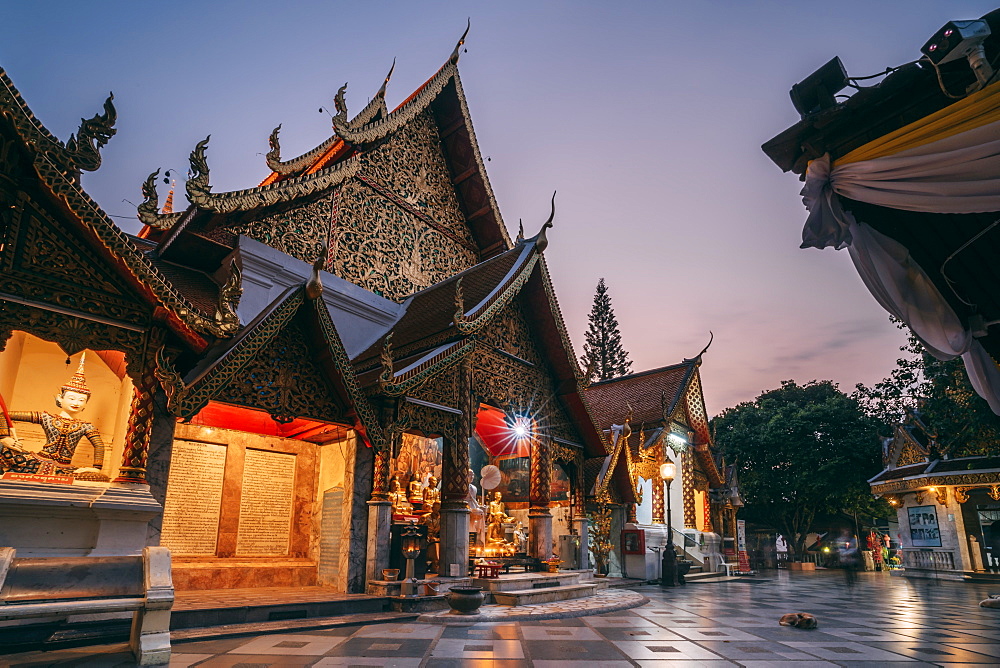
838 80 1000 166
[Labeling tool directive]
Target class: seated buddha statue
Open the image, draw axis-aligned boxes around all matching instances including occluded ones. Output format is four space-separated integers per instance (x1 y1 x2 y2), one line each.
0 354 108 482
389 477 412 515
408 475 424 505
422 475 440 506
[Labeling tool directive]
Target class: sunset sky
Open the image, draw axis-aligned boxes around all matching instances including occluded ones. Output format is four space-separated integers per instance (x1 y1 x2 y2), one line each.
5 1 995 416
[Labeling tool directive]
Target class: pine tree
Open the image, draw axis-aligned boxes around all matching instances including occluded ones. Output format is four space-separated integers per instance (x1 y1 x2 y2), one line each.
580 278 632 381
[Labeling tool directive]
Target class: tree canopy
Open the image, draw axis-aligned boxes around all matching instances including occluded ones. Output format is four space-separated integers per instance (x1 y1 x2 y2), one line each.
712 380 885 559
854 319 1000 458
580 278 632 381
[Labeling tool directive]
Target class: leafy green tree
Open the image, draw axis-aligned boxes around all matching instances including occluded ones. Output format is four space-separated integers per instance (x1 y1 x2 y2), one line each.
580 278 632 381
854 319 1000 457
712 380 885 560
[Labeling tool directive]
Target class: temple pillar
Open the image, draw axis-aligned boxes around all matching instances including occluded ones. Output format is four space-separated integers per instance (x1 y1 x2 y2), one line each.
574 515 590 571
439 359 473 577
703 487 714 533
528 427 552 559
651 478 665 524
365 442 392 584
682 450 696 529
115 339 161 485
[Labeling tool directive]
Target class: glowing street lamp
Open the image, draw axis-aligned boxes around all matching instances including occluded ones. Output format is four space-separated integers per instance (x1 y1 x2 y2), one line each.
660 459 678 587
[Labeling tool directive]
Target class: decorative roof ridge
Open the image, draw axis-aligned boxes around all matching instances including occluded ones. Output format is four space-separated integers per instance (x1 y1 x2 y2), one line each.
265 126 343 177
31 151 234 343
533 257 608 446
331 59 458 148
184 134 363 214
0 67 116 175
454 244 538 334
588 360 696 387
396 242 524 305
181 285 302 391
450 69 512 250
378 339 475 398
309 290 385 445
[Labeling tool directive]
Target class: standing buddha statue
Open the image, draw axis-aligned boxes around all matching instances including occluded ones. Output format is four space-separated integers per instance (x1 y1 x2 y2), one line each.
0 354 108 481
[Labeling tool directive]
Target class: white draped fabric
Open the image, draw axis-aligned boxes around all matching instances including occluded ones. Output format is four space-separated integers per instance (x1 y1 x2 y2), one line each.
800 120 1000 414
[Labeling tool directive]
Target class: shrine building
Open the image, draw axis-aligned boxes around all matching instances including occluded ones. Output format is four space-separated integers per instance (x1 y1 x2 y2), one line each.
0 31 732 651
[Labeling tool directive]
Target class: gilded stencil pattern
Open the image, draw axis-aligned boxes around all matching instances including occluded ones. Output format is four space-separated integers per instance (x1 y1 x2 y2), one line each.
332 110 479 300
475 301 545 368
214 317 346 424
1 198 149 326
409 365 459 410
896 440 927 467
229 194 333 264
362 111 474 245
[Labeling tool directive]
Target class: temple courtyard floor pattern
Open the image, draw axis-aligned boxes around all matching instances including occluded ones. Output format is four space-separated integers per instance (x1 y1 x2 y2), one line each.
5 570 1000 666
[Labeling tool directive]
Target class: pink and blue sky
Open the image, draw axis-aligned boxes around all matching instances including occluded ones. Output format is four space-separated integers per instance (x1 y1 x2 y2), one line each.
5 1 994 416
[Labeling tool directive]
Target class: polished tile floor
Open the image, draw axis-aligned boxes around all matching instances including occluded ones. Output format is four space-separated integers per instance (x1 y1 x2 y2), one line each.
5 570 1000 666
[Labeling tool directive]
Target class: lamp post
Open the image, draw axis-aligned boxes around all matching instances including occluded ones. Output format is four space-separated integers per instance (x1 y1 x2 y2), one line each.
660 460 677 587
401 521 422 597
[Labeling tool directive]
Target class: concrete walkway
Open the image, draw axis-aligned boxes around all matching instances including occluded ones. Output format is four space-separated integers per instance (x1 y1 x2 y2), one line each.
5 570 1000 666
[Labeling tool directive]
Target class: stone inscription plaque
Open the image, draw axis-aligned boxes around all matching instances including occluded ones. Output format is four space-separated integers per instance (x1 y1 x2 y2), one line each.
236 448 296 556
160 440 227 555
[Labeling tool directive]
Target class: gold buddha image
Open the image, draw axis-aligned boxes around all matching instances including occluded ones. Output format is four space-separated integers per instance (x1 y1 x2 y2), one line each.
389 476 412 515
0 354 108 482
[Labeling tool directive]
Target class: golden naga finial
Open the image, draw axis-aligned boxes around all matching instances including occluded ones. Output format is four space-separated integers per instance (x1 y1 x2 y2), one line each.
333 83 349 127
214 259 242 333
266 124 282 165
378 332 395 390
685 331 714 364
661 390 670 421
185 135 212 202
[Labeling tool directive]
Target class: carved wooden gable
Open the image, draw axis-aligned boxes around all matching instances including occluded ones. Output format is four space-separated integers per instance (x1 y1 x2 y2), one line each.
473 298 585 447
0 126 151 359
0 147 149 332
227 193 332 265
332 110 480 300
213 311 350 425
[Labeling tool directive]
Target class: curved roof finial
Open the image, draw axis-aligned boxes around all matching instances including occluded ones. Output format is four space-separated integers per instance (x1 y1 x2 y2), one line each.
516 219 524 242
451 18 471 63
528 191 556 252
685 331 714 365
377 58 396 98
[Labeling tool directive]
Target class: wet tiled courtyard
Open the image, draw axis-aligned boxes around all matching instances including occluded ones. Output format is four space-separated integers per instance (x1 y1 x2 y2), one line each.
6 570 1000 666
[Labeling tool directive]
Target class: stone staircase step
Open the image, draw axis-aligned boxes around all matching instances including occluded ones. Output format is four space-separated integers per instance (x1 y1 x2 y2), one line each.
493 583 598 606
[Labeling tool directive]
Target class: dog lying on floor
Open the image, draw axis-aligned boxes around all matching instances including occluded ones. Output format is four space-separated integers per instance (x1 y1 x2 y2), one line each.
981 594 1000 609
779 612 818 629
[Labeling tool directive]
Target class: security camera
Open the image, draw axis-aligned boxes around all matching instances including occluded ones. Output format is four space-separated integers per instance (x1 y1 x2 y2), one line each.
921 20 991 65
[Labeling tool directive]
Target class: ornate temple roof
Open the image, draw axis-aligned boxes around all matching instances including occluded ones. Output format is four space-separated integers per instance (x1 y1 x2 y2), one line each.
0 67 235 349
584 342 726 489
140 28 512 269
585 362 697 433
157 281 382 445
